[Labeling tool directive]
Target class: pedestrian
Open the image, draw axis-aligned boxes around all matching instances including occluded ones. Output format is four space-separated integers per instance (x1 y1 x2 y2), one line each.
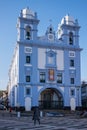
32 106 40 125
9 107 12 117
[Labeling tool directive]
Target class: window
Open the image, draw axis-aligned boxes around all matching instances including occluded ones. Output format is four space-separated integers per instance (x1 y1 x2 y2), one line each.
26 56 30 63
49 27 52 33
69 32 73 45
26 26 31 40
26 76 30 82
48 69 54 81
70 78 74 84
26 31 30 40
26 88 30 95
25 47 32 53
81 87 86 93
69 51 75 57
71 89 75 96
40 72 45 83
70 59 74 67
57 74 62 83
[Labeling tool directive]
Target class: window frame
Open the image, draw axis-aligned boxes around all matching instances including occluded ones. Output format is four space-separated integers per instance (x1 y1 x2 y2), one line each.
70 77 75 84
26 75 30 82
70 59 74 67
25 26 31 40
69 32 73 45
48 69 55 81
71 89 75 96
26 88 30 95
39 72 46 83
26 55 31 64
57 73 62 84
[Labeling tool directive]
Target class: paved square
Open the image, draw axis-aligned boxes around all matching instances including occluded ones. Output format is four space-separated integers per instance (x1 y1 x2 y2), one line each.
0 111 87 130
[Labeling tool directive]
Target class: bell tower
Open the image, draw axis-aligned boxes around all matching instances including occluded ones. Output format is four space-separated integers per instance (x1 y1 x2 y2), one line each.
16 7 39 42
45 24 55 42
57 14 80 47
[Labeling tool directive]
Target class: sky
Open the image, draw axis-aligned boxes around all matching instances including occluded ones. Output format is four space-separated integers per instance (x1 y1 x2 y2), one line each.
0 0 87 90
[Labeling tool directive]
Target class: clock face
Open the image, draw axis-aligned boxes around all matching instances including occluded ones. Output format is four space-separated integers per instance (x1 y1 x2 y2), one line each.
48 34 54 41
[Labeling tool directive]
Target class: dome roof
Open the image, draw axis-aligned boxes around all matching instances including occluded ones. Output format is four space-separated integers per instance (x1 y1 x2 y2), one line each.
22 7 36 19
61 14 75 26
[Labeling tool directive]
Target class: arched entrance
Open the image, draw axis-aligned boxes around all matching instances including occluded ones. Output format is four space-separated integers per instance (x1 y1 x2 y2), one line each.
39 88 64 109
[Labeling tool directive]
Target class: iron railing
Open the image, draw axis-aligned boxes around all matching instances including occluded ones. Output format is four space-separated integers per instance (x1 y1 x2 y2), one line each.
39 100 64 109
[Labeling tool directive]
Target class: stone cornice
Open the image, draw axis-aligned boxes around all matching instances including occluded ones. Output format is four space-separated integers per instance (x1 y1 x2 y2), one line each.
17 40 82 51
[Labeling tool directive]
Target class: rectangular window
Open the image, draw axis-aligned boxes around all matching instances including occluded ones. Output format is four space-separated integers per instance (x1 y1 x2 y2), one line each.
26 88 30 95
40 72 45 83
70 59 74 67
81 87 86 93
57 74 62 83
25 47 32 53
26 56 30 63
26 31 31 40
26 75 30 82
70 78 74 84
69 32 73 45
48 69 54 81
69 51 75 57
71 89 75 96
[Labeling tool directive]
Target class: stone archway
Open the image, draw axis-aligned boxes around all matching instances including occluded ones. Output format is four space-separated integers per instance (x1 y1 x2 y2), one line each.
39 88 64 109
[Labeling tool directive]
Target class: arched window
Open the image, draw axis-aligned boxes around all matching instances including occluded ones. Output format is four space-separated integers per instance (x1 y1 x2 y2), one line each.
69 32 73 45
26 26 31 40
49 27 52 33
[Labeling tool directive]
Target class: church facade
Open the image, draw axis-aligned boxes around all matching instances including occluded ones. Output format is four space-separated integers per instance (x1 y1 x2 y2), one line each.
8 7 82 111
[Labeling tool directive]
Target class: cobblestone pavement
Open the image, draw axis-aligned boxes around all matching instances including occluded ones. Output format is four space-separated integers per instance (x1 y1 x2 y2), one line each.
0 111 87 130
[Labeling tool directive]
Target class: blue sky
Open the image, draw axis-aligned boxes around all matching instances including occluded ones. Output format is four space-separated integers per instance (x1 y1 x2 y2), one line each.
0 0 87 90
